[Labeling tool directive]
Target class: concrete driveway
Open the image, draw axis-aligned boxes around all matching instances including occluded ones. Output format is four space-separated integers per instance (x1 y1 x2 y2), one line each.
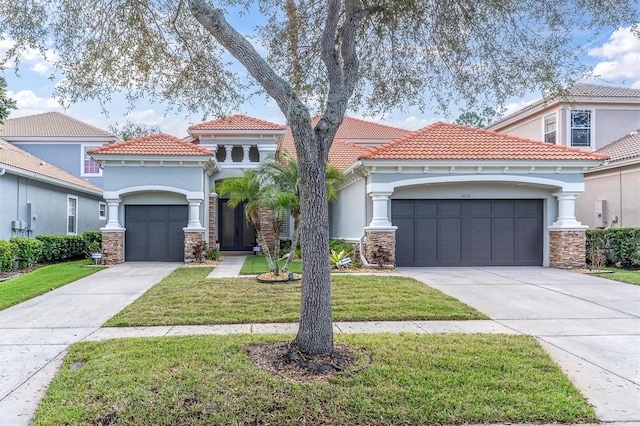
398 266 640 423
0 262 180 426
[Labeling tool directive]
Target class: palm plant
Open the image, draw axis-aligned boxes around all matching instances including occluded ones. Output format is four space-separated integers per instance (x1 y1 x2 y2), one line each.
257 152 344 273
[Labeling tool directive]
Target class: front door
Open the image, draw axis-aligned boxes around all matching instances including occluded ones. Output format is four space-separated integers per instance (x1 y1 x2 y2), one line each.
219 200 256 251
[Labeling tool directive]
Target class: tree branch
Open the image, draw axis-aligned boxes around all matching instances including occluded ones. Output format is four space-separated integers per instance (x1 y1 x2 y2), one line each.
187 0 297 117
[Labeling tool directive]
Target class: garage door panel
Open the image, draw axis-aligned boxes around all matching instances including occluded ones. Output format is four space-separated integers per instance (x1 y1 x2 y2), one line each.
392 199 542 267
438 218 462 263
470 217 492 263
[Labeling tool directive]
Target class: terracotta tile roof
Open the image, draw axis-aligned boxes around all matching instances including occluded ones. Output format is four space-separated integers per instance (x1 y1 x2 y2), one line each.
88 134 213 156
0 138 102 193
360 122 609 161
188 114 287 131
311 116 409 140
597 130 640 163
0 112 115 138
488 83 640 129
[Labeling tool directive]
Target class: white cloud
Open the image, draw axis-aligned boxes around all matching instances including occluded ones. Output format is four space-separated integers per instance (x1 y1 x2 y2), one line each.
587 27 640 86
117 109 191 137
6 90 62 117
389 116 438 131
502 99 538 116
0 33 59 75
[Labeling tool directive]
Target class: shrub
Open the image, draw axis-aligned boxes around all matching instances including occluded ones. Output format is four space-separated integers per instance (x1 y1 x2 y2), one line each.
0 240 16 271
329 249 350 269
36 235 87 262
329 238 355 256
586 228 640 267
9 238 44 268
82 231 102 247
206 249 221 261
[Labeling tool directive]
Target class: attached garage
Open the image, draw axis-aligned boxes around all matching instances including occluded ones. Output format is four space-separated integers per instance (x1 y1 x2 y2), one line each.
393 199 543 267
125 205 188 261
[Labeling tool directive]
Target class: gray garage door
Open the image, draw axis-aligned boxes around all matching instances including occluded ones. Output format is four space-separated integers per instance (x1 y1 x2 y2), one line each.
392 200 543 267
125 205 188 261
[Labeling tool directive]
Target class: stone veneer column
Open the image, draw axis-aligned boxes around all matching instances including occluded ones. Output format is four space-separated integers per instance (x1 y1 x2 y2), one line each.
101 230 125 265
363 229 396 266
184 229 205 262
549 230 586 269
549 191 587 269
209 192 218 246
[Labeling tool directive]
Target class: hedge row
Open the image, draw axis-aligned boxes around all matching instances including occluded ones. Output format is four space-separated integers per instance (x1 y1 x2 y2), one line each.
586 228 640 267
0 231 103 272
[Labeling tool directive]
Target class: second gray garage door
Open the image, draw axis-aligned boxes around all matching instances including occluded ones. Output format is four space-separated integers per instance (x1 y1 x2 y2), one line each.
125 205 188 262
392 200 543 267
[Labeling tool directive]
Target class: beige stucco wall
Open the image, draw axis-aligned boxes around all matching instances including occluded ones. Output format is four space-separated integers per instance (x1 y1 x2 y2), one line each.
594 109 640 150
498 116 543 140
576 163 640 228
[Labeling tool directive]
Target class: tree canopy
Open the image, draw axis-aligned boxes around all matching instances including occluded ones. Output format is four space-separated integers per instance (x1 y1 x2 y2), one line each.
455 108 501 129
0 69 17 123
1 0 637 355
109 121 163 141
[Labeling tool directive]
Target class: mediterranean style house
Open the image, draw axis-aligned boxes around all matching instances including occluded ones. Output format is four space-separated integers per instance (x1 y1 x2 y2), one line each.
486 83 640 228
88 115 606 269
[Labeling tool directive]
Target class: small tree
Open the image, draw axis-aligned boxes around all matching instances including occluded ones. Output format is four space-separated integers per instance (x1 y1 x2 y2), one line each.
455 107 501 128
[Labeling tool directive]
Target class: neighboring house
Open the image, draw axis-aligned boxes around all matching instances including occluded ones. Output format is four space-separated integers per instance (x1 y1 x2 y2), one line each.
486 83 640 227
90 115 606 270
575 130 640 228
0 138 106 241
0 112 118 188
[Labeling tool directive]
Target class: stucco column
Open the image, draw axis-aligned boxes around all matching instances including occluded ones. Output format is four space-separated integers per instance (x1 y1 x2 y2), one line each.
368 192 394 228
550 192 586 229
224 145 233 163
242 145 251 163
257 144 278 161
186 199 204 228
104 198 123 229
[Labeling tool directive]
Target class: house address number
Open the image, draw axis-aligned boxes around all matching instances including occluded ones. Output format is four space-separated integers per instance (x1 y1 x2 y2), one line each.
461 193 471 198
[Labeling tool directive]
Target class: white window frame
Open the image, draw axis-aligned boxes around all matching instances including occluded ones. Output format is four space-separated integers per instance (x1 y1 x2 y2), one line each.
67 195 78 235
99 202 107 220
568 109 594 149
81 144 103 177
543 113 557 144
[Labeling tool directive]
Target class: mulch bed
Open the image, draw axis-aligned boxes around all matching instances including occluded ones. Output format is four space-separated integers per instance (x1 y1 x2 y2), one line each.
246 341 371 383
257 272 302 283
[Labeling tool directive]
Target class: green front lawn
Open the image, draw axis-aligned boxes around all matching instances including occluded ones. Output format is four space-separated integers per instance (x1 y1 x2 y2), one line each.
239 255 302 274
105 267 486 326
592 268 640 286
33 334 596 425
0 260 105 311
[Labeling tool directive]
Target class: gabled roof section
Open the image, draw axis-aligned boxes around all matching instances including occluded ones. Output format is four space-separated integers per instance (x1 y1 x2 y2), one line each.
488 83 640 130
360 122 609 161
188 114 287 131
0 138 102 194
597 130 640 163
0 112 115 138
311 116 409 140
88 134 213 156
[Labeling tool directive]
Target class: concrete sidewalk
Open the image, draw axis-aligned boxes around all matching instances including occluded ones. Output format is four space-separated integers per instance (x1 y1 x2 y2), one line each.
398 266 640 423
206 255 247 278
0 262 180 426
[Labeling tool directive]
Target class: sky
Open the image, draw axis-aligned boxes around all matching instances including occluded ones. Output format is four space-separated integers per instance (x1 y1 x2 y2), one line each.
1 19 639 137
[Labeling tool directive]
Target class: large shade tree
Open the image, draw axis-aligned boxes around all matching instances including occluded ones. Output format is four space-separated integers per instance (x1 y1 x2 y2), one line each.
1 0 637 354
0 68 17 123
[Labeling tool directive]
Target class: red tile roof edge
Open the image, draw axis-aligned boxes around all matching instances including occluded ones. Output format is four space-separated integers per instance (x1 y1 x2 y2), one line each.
88 133 214 156
188 114 287 131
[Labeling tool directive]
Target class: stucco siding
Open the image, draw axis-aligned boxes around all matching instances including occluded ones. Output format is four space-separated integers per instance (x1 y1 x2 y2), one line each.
12 143 105 187
331 179 367 239
594 109 640 150
104 166 204 194
577 164 640 228
496 116 543 140
369 171 583 186
0 173 105 240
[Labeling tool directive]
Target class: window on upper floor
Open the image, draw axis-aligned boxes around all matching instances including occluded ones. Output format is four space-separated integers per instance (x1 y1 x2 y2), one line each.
570 110 591 147
82 145 102 176
544 114 556 143
67 196 78 235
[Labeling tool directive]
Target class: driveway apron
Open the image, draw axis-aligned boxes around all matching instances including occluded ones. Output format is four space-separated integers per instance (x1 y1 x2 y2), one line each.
398 266 640 422
0 262 179 426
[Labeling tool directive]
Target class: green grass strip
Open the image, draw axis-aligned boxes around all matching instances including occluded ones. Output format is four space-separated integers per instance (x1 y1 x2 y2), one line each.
239 255 302 274
0 260 105 311
33 334 596 425
593 268 640 286
105 267 486 326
